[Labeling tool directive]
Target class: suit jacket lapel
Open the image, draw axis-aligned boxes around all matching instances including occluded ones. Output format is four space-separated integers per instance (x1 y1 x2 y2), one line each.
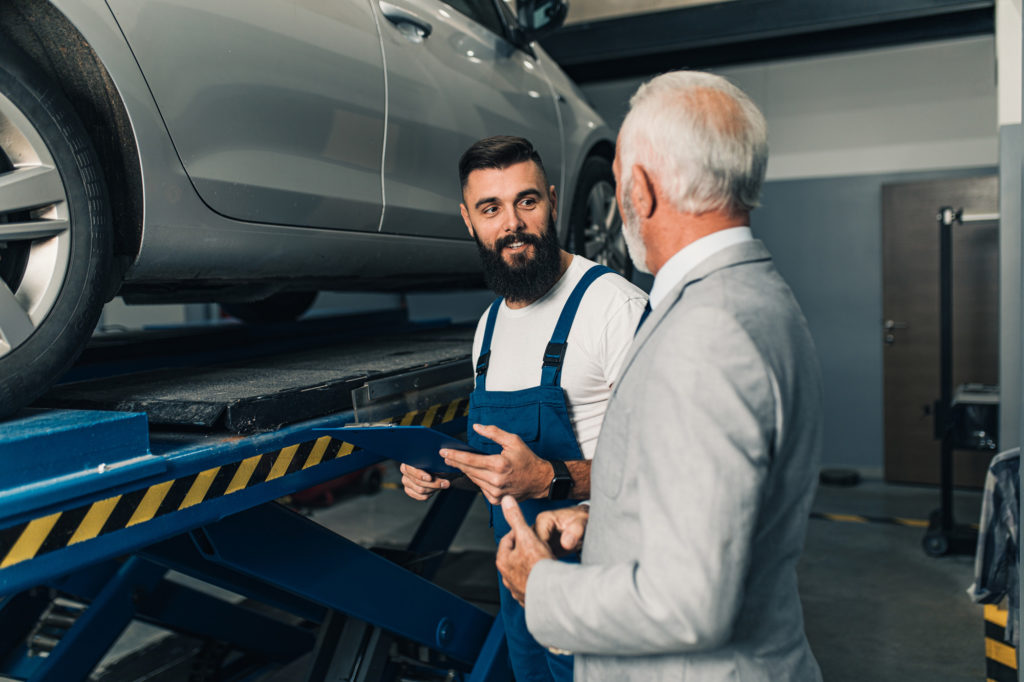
616 240 774 384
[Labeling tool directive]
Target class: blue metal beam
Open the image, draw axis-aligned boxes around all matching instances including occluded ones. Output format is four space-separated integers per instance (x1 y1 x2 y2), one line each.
141 534 326 624
466 617 513 682
136 581 315 661
0 410 384 595
28 557 166 682
0 589 49 669
194 503 494 665
406 488 478 580
1 395 468 597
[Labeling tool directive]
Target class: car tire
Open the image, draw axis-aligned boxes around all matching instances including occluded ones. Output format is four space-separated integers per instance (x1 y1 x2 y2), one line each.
567 155 632 278
360 466 383 495
0 46 112 420
220 291 318 324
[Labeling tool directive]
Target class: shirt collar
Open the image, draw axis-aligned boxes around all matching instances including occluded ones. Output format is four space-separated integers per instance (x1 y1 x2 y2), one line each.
648 226 753 310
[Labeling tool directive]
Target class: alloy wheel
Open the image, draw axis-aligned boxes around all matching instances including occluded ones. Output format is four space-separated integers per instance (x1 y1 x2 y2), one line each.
581 179 630 273
0 89 72 357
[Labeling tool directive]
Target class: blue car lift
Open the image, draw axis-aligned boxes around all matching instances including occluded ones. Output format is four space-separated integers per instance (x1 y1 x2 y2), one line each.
0 393 512 681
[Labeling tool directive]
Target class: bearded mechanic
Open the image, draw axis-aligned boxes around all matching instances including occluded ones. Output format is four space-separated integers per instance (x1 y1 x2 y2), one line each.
400 135 647 682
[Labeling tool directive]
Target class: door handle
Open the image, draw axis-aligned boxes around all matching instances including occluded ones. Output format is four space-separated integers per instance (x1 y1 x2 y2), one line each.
884 319 908 346
379 1 432 39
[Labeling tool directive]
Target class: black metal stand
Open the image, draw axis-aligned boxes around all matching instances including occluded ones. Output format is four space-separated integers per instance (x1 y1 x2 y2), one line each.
921 206 985 557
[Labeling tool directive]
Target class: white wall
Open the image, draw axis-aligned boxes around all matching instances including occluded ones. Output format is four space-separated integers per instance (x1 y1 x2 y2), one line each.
996 0 1022 450
582 36 999 180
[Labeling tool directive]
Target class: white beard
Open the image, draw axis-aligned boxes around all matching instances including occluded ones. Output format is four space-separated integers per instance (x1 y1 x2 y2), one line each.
620 193 652 275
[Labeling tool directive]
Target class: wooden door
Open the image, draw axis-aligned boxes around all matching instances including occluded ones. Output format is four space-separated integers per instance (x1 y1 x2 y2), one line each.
882 176 998 487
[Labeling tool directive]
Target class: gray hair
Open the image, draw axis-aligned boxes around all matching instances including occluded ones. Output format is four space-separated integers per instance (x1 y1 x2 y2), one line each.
618 71 768 215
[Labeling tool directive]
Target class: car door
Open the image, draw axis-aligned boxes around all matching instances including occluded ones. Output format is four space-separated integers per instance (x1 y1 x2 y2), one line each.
374 0 563 238
105 0 387 232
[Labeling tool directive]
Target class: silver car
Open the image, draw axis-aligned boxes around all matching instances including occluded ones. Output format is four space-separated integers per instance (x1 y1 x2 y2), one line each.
0 0 626 418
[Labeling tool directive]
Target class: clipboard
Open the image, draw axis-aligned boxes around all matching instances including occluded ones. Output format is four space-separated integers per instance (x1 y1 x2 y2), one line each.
318 425 484 475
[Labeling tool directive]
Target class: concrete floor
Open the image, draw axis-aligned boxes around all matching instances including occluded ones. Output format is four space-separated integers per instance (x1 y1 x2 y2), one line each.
804 478 984 681
73 468 991 681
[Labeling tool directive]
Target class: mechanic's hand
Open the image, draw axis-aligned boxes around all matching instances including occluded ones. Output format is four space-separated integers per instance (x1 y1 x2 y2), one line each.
496 496 554 606
399 463 449 501
534 504 589 557
441 423 551 504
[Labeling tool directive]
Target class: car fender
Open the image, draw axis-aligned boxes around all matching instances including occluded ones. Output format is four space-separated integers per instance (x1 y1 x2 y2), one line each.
44 0 216 278
532 44 616 241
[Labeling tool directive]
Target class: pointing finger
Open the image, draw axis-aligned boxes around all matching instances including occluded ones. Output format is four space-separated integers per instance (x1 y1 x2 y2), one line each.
500 495 530 534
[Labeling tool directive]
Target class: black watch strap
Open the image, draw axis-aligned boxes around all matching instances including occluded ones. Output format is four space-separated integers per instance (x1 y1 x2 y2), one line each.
547 459 573 501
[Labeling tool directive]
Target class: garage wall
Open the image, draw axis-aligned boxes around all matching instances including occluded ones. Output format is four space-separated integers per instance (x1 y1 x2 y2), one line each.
581 36 999 471
756 168 995 470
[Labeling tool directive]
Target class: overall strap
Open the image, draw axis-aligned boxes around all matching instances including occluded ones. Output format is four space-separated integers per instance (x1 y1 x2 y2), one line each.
475 298 503 390
540 264 615 387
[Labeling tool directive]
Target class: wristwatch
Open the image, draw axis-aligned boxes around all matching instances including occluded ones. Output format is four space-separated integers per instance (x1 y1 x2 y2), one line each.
547 460 573 500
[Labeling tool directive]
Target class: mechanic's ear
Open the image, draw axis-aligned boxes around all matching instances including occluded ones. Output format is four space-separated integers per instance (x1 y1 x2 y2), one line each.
461 204 474 237
548 186 558 223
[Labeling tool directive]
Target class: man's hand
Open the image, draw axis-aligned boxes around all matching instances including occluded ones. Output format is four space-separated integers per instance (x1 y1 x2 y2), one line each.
399 463 449 501
534 505 589 557
441 423 551 504
496 496 554 606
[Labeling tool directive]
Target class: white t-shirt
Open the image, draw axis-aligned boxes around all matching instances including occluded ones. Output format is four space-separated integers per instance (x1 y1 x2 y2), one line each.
471 255 648 459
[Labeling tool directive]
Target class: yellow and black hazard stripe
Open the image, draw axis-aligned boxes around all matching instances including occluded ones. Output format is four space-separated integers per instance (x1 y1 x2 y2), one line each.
809 511 931 528
0 397 469 571
985 603 1017 682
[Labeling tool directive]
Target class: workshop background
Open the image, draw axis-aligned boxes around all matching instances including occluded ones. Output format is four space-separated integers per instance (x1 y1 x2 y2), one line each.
4 0 1023 681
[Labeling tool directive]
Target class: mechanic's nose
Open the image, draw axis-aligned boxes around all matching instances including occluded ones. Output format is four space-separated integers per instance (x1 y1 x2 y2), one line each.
505 206 528 233
502 209 523 234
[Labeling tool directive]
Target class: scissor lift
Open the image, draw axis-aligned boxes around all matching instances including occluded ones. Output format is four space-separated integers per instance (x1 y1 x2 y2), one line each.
0 319 512 682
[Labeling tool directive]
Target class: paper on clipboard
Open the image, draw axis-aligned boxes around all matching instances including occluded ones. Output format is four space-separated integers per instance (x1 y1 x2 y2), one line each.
319 425 483 475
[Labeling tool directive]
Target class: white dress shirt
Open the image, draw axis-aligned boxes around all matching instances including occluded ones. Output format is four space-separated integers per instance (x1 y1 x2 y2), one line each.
648 226 753 310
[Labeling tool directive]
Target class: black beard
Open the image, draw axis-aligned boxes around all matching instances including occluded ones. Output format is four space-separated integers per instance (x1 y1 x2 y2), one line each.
475 214 562 304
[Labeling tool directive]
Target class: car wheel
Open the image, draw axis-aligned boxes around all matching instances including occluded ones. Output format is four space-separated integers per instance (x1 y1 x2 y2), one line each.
360 466 383 495
220 291 318 324
0 47 112 420
567 155 632 278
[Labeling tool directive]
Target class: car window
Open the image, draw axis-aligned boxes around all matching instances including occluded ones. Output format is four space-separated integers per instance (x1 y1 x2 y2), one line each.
443 0 507 38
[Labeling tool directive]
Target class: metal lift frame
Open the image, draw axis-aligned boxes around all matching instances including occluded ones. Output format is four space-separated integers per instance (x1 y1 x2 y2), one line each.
0 397 512 681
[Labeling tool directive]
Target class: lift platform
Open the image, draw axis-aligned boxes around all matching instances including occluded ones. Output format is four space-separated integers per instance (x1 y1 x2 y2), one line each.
0 315 512 682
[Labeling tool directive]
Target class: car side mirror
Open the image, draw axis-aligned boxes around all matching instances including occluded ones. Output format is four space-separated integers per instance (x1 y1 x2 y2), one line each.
517 0 568 41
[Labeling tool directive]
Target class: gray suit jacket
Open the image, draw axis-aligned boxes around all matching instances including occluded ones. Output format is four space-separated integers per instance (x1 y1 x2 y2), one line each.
525 240 824 681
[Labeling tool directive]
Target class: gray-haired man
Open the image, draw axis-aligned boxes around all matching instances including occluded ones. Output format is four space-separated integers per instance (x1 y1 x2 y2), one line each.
495 71 825 681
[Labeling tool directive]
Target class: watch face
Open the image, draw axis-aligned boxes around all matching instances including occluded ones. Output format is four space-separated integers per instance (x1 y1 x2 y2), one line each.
550 475 573 500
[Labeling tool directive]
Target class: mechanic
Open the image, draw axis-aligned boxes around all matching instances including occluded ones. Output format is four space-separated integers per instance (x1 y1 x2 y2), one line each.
400 135 646 682
493 72 824 681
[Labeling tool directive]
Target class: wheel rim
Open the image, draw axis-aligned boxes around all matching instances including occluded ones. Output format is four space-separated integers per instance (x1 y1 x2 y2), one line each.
581 179 630 273
0 90 72 358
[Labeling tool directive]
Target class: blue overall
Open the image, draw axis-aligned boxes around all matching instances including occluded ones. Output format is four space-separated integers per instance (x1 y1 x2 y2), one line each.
468 264 613 682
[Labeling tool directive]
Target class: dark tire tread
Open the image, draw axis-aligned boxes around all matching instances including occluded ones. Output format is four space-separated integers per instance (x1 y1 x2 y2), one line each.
0 45 112 419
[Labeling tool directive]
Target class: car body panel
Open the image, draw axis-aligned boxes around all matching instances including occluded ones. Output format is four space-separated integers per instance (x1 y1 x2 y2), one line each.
376 0 562 239
106 0 387 232
41 0 611 292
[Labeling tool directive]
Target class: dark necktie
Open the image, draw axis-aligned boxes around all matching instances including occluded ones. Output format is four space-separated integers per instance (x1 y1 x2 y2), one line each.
635 301 652 336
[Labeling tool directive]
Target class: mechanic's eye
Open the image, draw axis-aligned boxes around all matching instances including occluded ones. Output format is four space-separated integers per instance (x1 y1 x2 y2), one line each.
520 198 536 208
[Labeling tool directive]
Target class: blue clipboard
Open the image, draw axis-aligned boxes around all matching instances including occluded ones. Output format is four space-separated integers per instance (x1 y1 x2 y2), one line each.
318 425 483 475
